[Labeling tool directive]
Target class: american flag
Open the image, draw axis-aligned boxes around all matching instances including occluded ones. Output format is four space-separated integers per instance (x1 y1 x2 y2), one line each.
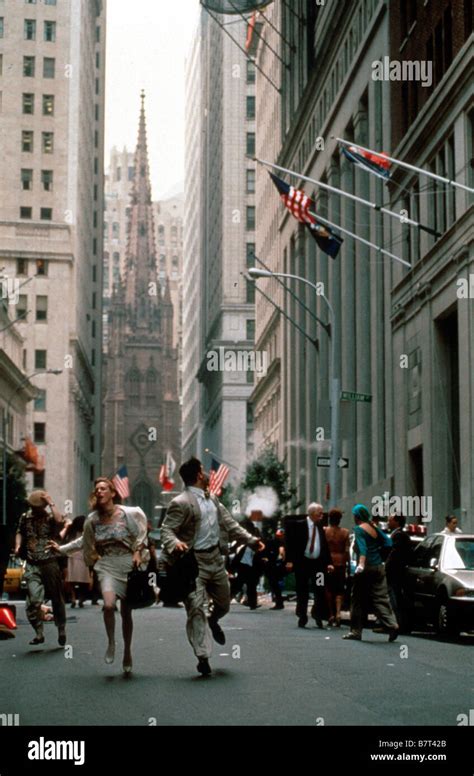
208 458 230 497
269 173 343 259
112 465 130 500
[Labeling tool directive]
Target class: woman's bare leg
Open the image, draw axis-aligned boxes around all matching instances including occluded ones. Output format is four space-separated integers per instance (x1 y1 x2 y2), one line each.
102 591 117 662
120 599 133 671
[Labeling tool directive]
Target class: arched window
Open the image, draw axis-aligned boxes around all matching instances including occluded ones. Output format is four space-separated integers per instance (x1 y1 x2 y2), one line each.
127 368 141 407
146 369 157 407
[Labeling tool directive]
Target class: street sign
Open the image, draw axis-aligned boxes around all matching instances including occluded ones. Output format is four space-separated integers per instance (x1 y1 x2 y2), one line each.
341 391 372 403
317 457 349 469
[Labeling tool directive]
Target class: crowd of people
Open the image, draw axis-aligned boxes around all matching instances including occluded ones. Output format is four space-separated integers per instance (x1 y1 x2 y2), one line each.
2 458 466 676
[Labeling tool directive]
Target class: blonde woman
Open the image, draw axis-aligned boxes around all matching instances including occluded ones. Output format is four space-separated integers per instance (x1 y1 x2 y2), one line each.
50 478 147 674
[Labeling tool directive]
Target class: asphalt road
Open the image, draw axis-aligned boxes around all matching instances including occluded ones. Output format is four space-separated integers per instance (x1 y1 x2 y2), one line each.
1 599 472 727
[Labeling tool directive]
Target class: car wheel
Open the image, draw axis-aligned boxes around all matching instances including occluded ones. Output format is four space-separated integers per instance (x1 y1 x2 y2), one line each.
436 596 459 637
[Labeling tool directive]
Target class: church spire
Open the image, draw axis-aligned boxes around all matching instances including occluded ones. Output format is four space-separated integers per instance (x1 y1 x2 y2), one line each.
124 91 159 330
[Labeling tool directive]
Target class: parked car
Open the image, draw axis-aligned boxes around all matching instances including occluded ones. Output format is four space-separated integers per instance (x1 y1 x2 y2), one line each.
3 555 26 599
404 533 474 636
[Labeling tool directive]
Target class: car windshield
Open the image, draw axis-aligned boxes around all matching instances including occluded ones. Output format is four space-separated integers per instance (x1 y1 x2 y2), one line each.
443 538 474 570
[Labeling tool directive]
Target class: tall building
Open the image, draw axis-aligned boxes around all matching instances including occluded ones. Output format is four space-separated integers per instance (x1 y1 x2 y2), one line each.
253 0 473 531
102 94 180 520
0 0 106 515
182 10 257 479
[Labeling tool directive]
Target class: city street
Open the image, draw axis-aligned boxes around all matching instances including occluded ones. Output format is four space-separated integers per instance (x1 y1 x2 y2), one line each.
1 599 472 727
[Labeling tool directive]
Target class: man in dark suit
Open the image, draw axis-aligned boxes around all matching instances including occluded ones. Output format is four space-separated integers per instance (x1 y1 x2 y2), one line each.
384 513 412 632
285 503 334 628
161 458 264 677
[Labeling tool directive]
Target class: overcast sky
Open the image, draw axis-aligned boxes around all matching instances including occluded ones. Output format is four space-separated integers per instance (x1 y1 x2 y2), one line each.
105 0 201 200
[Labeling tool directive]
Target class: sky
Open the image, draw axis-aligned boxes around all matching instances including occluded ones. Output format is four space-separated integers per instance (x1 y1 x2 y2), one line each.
105 0 201 200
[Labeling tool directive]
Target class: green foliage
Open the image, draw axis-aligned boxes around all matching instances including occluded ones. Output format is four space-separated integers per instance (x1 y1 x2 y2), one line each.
0 453 27 536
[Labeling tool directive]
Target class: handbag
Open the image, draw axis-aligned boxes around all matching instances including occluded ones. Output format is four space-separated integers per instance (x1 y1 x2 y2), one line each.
126 559 156 609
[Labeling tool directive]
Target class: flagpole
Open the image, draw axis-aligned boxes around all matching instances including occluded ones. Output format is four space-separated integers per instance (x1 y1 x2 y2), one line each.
308 211 411 269
334 137 474 194
256 157 438 234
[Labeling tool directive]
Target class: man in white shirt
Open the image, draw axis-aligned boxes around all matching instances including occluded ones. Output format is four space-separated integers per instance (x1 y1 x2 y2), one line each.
285 503 334 629
162 458 265 676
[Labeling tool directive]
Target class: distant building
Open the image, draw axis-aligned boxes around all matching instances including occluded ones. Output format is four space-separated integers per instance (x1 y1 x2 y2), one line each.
183 10 257 479
102 94 180 521
0 0 106 514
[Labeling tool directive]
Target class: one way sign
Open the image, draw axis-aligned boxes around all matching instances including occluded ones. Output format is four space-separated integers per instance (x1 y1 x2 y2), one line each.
317 457 349 469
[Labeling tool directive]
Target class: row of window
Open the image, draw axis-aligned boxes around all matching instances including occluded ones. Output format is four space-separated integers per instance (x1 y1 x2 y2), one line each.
1 19 57 42
21 130 54 152
21 55 56 78
25 0 57 5
19 206 52 220
22 168 53 190
15 258 48 276
22 93 54 115
17 294 48 321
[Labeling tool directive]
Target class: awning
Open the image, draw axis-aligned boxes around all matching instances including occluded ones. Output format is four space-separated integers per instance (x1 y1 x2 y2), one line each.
201 0 273 14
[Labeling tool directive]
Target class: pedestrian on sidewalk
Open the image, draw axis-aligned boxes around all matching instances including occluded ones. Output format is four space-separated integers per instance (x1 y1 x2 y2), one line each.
383 513 411 632
343 504 399 642
263 529 286 610
441 515 463 534
62 516 91 609
49 478 147 675
324 508 350 627
161 457 265 677
285 504 334 629
15 491 67 647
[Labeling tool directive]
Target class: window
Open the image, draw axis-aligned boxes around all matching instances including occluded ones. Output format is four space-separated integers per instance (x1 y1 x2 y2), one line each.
25 1 37 4
0 54 3 76
44 21 56 42
246 320 255 341
22 93 34 114
33 471 45 489
246 95 256 119
23 56 35 77
35 350 47 369
22 130 34 152
34 422 46 444
36 296 48 320
246 60 256 84
45 0 57 4
246 169 256 193
41 170 53 191
158 225 165 245
116 166 121 182
246 277 255 304
43 57 55 78
17 259 28 276
246 206 256 231
24 19 36 40
113 252 120 265
42 132 54 153
20 206 32 219
21 169 33 190
17 295 28 321
128 166 134 181
112 223 119 238
246 132 256 157
43 94 54 115
0 18 4 38
246 243 255 263
40 208 52 221
36 259 48 276
96 25 100 42
34 389 46 412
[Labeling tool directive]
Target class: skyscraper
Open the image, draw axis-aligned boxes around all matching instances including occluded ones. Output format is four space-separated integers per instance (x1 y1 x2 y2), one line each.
0 0 106 514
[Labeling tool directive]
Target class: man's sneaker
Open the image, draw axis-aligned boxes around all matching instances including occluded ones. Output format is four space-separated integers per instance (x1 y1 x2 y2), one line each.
58 628 67 647
208 617 226 645
197 658 212 677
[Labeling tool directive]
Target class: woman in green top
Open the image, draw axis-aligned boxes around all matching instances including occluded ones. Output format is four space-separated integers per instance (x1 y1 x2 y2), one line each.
343 504 399 642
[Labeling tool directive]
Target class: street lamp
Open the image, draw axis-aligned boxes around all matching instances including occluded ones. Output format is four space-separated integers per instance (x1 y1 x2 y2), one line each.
248 268 341 508
2 369 63 526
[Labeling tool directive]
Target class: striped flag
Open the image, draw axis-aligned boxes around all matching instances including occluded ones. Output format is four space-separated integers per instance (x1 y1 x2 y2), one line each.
159 452 176 493
209 458 230 497
342 145 392 181
270 173 343 259
112 466 130 500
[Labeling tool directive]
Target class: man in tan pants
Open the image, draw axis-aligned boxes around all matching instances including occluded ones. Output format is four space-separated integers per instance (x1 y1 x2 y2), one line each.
161 458 264 676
